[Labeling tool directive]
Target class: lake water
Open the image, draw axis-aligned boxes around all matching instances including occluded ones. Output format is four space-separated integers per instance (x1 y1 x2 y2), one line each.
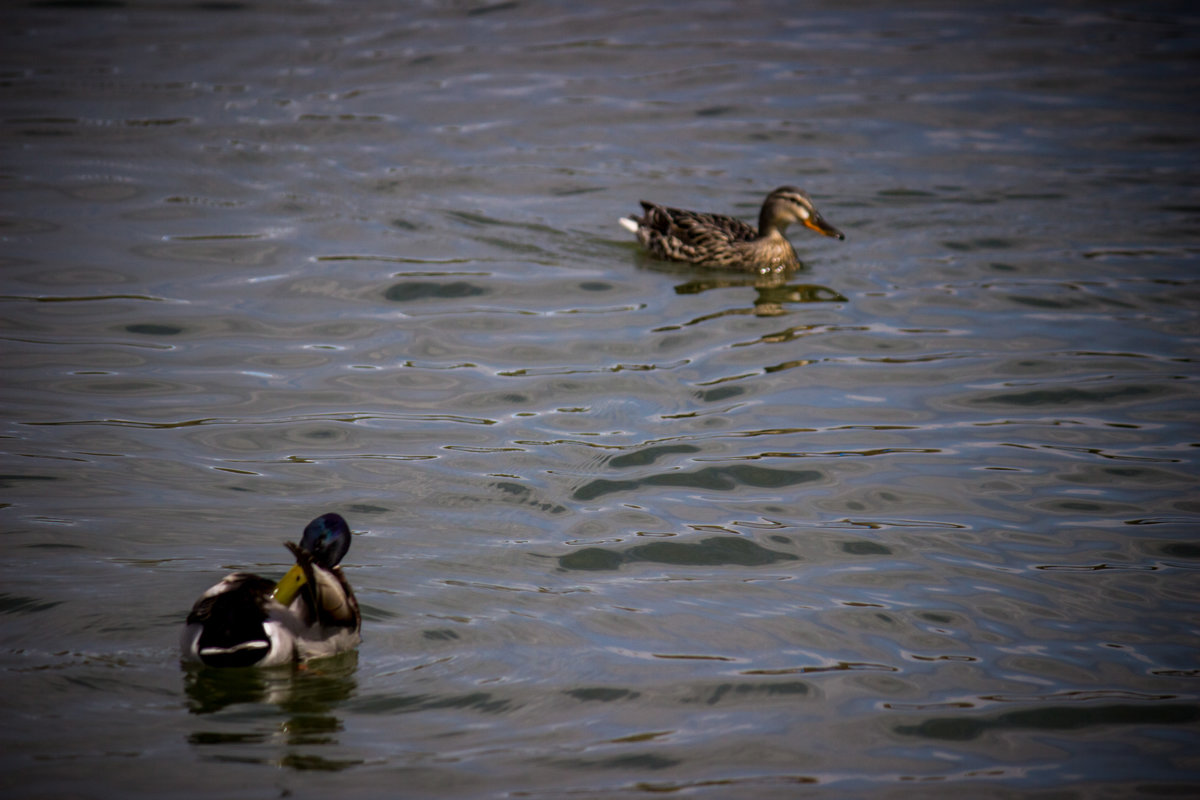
2 1 1198 797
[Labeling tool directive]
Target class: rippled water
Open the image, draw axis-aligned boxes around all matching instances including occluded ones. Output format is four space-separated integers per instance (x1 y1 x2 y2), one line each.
3 1 1199 797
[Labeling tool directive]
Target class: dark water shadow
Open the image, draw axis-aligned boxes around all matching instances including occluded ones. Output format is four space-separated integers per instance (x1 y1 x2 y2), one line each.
384 280 491 302
896 702 1200 742
558 535 799 572
572 463 824 503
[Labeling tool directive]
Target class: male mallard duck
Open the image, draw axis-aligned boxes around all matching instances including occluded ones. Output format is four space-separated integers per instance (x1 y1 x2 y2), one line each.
620 186 844 273
181 512 361 668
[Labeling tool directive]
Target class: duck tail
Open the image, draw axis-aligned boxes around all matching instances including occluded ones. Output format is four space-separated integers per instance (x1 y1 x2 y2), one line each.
619 216 640 233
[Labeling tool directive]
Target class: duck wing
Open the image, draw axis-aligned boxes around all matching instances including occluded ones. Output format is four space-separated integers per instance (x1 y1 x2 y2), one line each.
641 202 758 242
184 574 282 667
634 201 758 264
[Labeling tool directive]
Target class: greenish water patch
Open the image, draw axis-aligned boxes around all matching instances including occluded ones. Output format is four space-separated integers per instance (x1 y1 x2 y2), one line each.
572 465 824 502
559 535 799 571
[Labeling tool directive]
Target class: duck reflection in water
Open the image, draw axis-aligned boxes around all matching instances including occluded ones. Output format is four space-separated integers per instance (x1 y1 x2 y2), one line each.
183 650 360 715
674 272 848 317
183 652 361 770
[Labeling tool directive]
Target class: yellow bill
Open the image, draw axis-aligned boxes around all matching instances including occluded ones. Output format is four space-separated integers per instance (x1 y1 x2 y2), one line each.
271 564 307 605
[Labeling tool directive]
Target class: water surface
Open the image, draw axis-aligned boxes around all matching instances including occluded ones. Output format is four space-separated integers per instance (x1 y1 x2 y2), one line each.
2 1 1199 797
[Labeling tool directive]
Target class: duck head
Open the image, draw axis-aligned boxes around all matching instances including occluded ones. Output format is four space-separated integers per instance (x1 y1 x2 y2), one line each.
760 186 844 241
271 513 352 606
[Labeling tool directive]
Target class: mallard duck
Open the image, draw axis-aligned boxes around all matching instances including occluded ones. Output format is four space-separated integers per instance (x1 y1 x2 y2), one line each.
620 186 844 273
181 512 361 668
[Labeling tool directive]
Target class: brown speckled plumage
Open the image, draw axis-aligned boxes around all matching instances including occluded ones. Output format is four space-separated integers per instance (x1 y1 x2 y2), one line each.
622 186 844 273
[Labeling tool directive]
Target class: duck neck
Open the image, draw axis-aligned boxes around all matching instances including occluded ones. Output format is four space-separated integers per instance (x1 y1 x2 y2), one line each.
756 220 788 242
757 208 788 240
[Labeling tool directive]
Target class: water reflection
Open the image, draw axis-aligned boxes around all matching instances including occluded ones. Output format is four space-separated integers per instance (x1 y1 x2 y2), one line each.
184 652 358 715
675 275 846 311
184 653 360 770
673 273 846 318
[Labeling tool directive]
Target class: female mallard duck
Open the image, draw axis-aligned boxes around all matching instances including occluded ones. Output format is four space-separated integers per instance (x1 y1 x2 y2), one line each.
181 512 361 668
620 186 844 273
